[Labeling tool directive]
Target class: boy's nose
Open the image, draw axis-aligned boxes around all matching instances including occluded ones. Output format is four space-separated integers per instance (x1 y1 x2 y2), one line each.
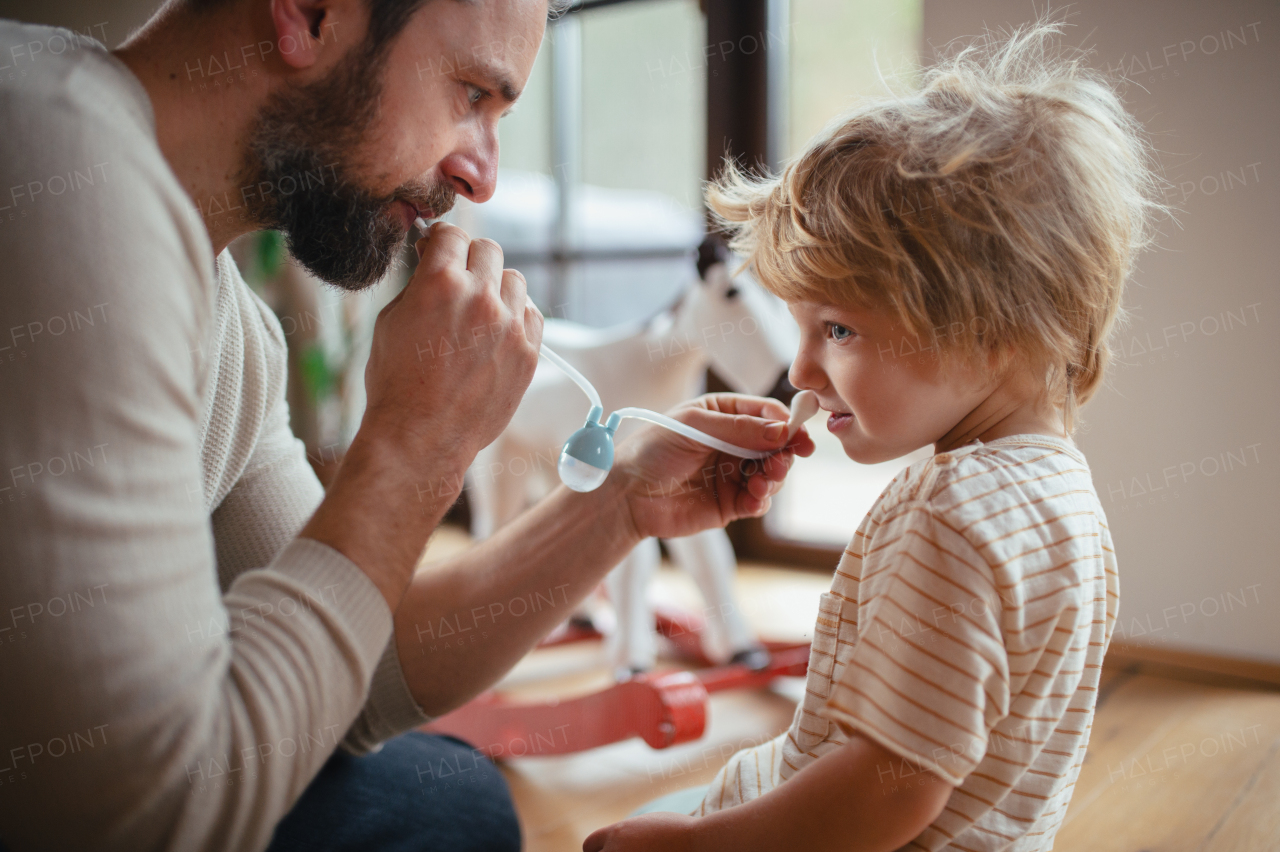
788 356 824 394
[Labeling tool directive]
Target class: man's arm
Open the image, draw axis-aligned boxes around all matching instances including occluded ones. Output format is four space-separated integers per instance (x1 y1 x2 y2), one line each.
583 732 954 852
301 223 546 613
393 468 639 715
0 68 403 850
393 394 809 717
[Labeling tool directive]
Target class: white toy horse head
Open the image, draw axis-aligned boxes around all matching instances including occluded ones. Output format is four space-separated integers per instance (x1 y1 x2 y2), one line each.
678 238 799 398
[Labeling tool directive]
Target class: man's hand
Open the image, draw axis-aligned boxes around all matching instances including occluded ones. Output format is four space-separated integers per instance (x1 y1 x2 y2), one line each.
613 393 816 543
302 222 543 611
582 812 699 852
389 392 814 716
361 221 544 462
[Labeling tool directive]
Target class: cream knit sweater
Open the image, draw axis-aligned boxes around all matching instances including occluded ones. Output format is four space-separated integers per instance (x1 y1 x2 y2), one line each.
0 21 427 852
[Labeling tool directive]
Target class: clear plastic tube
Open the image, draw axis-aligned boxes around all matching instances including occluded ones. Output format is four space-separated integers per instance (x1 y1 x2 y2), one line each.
610 407 772 460
539 345 602 411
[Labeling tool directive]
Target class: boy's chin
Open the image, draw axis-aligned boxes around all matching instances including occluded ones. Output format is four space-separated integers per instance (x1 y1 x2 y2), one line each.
840 438 899 466
840 434 928 466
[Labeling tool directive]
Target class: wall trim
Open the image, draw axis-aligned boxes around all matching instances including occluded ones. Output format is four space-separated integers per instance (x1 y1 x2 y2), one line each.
1106 641 1280 690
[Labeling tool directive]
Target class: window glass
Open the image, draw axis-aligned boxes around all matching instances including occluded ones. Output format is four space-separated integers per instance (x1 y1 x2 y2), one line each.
496 0 706 206
496 35 553 176
787 0 922 156
580 0 707 211
462 0 708 328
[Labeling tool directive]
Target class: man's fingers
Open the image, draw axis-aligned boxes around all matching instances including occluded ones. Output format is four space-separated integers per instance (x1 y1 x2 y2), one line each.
787 426 817 459
415 221 472 276
525 295 545 350
725 473 770 521
701 392 790 423
760 448 794 481
582 827 607 852
466 237 504 290
675 394 791 454
499 267 527 316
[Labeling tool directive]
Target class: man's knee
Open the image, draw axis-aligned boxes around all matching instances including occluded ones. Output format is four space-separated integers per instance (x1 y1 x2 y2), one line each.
268 731 520 852
404 733 521 852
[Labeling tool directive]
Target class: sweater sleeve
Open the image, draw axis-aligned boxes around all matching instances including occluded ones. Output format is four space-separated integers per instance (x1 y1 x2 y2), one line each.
208 276 431 755
0 32 391 852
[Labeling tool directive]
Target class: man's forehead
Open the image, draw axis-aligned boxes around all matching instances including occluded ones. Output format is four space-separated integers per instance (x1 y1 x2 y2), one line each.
430 0 545 98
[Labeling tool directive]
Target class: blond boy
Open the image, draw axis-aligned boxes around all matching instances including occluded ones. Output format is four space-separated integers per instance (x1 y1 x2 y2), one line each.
585 23 1161 852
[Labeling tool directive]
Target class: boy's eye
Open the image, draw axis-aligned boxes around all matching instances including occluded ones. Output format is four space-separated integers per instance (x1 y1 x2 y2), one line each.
827 323 854 341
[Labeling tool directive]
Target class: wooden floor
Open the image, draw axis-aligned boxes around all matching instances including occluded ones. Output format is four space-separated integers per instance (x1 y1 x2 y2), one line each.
420 526 1280 852
1052 667 1280 851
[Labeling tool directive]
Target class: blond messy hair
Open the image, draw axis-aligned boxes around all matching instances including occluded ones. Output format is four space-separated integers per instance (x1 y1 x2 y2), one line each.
707 21 1165 426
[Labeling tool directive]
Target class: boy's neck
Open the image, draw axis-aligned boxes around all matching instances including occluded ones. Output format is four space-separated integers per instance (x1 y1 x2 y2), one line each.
935 371 1067 453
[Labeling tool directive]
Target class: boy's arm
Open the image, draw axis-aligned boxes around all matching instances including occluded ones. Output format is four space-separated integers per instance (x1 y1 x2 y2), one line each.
583 731 954 852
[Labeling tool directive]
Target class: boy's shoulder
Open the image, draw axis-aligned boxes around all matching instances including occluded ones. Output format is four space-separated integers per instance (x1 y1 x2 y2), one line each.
870 435 1097 538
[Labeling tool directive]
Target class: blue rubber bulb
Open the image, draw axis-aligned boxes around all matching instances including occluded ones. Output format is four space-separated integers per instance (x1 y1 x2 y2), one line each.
558 405 615 492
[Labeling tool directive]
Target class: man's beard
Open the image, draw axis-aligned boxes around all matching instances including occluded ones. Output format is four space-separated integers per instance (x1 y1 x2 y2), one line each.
238 47 456 291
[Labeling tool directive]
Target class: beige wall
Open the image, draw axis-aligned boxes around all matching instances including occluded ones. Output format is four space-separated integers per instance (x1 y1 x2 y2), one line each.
924 0 1278 663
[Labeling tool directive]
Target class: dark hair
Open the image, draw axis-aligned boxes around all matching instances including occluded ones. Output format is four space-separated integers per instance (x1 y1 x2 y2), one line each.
189 0 571 62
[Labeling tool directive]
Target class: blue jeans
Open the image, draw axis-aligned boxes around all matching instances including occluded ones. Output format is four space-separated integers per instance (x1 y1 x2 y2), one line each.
0 732 518 852
266 731 521 852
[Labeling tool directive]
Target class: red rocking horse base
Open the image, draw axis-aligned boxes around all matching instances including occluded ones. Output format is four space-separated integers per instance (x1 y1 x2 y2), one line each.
423 606 809 758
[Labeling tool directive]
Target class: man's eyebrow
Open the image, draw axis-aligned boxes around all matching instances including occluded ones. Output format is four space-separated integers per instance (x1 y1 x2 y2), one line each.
469 58 522 108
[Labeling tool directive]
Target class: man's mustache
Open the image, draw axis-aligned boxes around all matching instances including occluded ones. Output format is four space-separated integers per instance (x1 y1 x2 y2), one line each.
394 179 457 220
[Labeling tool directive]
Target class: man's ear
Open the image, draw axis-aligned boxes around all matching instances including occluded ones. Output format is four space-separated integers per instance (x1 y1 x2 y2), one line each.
270 0 331 70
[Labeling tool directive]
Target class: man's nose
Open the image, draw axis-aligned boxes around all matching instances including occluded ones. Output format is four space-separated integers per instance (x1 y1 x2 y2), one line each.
439 137 498 203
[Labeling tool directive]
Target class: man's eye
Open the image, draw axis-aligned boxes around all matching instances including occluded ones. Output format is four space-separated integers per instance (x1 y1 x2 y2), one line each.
828 323 854 341
465 83 486 105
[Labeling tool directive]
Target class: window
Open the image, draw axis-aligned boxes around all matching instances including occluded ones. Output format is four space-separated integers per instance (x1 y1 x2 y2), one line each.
452 0 708 328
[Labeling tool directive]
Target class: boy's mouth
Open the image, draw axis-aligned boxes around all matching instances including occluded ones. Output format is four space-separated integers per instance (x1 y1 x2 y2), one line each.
826 410 854 432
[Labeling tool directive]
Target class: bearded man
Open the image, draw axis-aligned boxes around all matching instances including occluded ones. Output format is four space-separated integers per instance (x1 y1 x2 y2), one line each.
0 1 812 850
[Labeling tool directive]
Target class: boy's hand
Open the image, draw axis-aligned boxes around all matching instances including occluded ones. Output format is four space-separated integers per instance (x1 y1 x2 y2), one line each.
582 812 699 852
612 393 815 543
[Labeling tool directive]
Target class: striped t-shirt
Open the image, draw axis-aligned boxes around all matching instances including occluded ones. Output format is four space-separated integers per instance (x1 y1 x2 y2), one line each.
696 435 1118 851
